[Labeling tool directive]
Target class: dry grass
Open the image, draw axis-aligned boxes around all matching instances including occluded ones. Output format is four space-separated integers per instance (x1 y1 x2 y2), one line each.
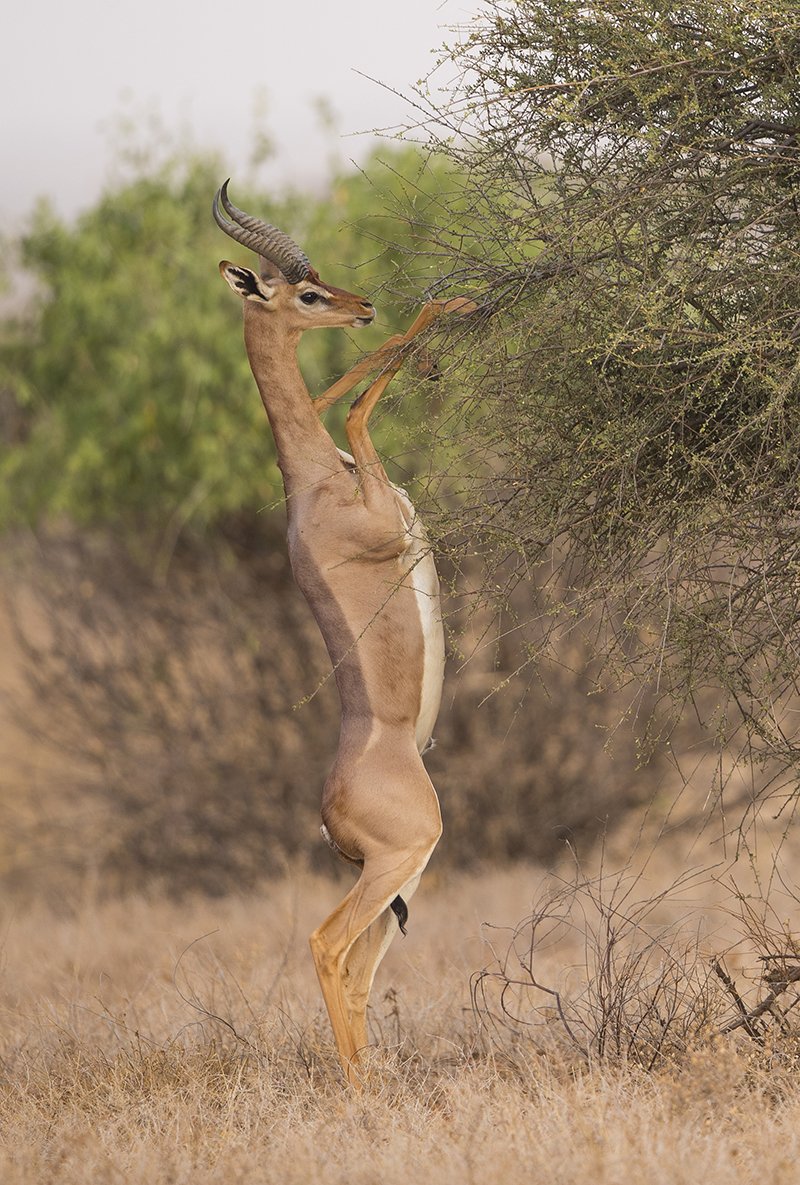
2 863 800 1185
2 543 800 1182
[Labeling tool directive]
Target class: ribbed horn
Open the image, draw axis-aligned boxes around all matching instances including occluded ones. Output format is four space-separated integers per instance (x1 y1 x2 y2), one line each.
212 180 311 284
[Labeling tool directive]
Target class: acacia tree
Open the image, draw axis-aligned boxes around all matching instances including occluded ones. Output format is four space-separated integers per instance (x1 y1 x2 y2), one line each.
414 0 800 819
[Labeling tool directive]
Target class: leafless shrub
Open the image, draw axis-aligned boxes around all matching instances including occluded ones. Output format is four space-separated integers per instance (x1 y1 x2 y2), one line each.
2 524 338 896
1 526 668 898
472 847 800 1073
473 861 732 1069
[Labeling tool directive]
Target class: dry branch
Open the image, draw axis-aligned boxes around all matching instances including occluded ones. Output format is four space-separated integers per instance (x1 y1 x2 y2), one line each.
719 964 800 1037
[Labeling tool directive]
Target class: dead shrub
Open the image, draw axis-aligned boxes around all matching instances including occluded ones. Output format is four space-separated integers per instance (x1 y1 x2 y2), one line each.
472 862 722 1069
472 853 800 1073
2 524 666 898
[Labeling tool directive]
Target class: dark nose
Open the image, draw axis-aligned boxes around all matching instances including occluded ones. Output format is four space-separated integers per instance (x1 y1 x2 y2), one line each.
360 299 374 311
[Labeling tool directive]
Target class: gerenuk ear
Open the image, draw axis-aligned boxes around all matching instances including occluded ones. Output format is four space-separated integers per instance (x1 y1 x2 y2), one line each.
218 261 273 302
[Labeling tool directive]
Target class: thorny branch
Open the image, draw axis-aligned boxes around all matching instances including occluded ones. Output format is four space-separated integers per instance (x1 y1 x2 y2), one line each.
394 0 800 840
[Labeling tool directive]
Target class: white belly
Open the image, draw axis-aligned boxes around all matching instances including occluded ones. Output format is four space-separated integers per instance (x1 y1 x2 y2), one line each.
338 454 445 752
394 486 445 753
411 547 445 752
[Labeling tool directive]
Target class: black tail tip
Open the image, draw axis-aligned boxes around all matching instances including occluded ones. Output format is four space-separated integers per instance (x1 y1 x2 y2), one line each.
390 894 408 936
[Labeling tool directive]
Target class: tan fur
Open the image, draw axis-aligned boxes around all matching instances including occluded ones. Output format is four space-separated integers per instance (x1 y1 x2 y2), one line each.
218 258 475 1084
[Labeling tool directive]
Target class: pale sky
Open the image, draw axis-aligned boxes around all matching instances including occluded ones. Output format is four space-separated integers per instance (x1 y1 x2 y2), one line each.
2 0 479 231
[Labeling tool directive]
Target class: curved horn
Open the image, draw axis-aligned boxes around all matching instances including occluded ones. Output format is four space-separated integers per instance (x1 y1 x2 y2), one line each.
212 180 311 284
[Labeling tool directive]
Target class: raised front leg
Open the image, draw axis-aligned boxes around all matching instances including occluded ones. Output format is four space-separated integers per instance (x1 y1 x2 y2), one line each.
314 332 408 417
340 299 478 503
343 367 401 496
315 298 476 418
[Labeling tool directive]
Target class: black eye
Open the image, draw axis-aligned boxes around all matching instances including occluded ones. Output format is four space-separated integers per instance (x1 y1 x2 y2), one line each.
300 291 320 305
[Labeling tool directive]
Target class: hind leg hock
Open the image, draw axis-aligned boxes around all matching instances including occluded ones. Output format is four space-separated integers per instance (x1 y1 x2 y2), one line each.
309 839 438 1083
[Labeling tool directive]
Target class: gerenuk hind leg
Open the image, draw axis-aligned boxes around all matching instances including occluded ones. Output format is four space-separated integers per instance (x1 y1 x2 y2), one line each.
310 757 442 1086
309 840 438 1086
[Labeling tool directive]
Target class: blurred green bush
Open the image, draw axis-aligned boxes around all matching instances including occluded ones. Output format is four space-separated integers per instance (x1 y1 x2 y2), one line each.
0 142 468 531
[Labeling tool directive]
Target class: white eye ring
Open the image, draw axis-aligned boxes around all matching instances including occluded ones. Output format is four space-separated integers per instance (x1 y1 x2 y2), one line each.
300 291 321 306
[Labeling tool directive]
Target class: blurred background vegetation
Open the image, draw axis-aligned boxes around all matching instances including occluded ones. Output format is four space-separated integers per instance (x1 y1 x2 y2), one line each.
3 0 800 901
0 141 469 531
1 130 656 899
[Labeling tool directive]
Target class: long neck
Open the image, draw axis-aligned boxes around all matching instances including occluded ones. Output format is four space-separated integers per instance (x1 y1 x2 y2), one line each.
243 309 342 500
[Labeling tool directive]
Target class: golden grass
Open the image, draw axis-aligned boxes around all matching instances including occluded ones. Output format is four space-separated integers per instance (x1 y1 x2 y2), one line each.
2 864 800 1185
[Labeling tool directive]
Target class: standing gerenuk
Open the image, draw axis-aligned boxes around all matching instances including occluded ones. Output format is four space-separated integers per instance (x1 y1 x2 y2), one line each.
214 183 472 1086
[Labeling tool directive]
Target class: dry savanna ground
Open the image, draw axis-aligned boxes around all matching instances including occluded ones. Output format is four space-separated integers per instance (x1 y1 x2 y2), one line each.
2 553 800 1182
2 856 800 1185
